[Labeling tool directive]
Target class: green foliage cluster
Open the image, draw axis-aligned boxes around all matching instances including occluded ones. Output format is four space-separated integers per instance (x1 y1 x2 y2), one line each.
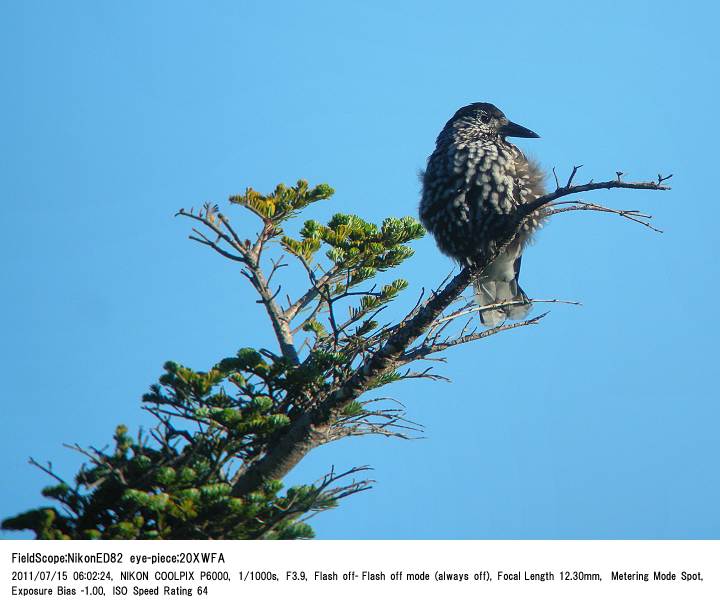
4 181 425 539
2 425 316 540
230 180 335 224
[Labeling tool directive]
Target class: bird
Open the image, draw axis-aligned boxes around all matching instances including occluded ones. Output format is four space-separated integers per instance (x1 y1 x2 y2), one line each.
419 102 546 326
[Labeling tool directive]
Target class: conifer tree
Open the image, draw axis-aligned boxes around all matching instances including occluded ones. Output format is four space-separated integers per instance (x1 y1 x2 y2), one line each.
3 173 670 539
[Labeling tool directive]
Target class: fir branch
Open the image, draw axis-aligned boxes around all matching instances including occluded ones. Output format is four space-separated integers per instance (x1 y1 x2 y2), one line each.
230 173 671 497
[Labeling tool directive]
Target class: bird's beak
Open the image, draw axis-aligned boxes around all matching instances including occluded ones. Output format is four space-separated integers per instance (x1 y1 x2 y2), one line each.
501 120 540 139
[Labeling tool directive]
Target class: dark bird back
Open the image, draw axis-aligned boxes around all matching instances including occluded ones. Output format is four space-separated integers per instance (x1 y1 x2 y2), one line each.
419 102 545 325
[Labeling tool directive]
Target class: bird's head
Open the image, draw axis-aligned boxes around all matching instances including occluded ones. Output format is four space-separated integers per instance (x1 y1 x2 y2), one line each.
449 102 540 140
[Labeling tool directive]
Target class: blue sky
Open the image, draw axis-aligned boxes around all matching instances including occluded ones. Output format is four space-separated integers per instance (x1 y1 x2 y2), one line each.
2 0 718 539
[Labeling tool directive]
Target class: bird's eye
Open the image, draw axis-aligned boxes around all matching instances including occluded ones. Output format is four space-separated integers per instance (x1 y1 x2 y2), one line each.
480 113 491 124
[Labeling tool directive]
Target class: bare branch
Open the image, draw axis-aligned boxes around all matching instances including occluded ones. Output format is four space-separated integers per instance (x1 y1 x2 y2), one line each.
188 233 246 262
432 298 581 326
401 367 451 382
324 287 342 347
331 403 424 441
284 260 342 320
28 459 73 490
181 209 299 365
216 212 246 250
552 166 560 190
566 164 583 188
522 174 671 216
400 313 549 363
267 255 288 285
546 199 663 233
177 210 249 258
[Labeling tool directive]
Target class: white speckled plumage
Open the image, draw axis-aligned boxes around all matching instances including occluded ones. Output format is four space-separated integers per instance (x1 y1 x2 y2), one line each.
419 102 546 326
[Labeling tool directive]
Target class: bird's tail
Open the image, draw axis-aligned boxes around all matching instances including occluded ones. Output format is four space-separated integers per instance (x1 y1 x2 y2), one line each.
473 245 532 327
